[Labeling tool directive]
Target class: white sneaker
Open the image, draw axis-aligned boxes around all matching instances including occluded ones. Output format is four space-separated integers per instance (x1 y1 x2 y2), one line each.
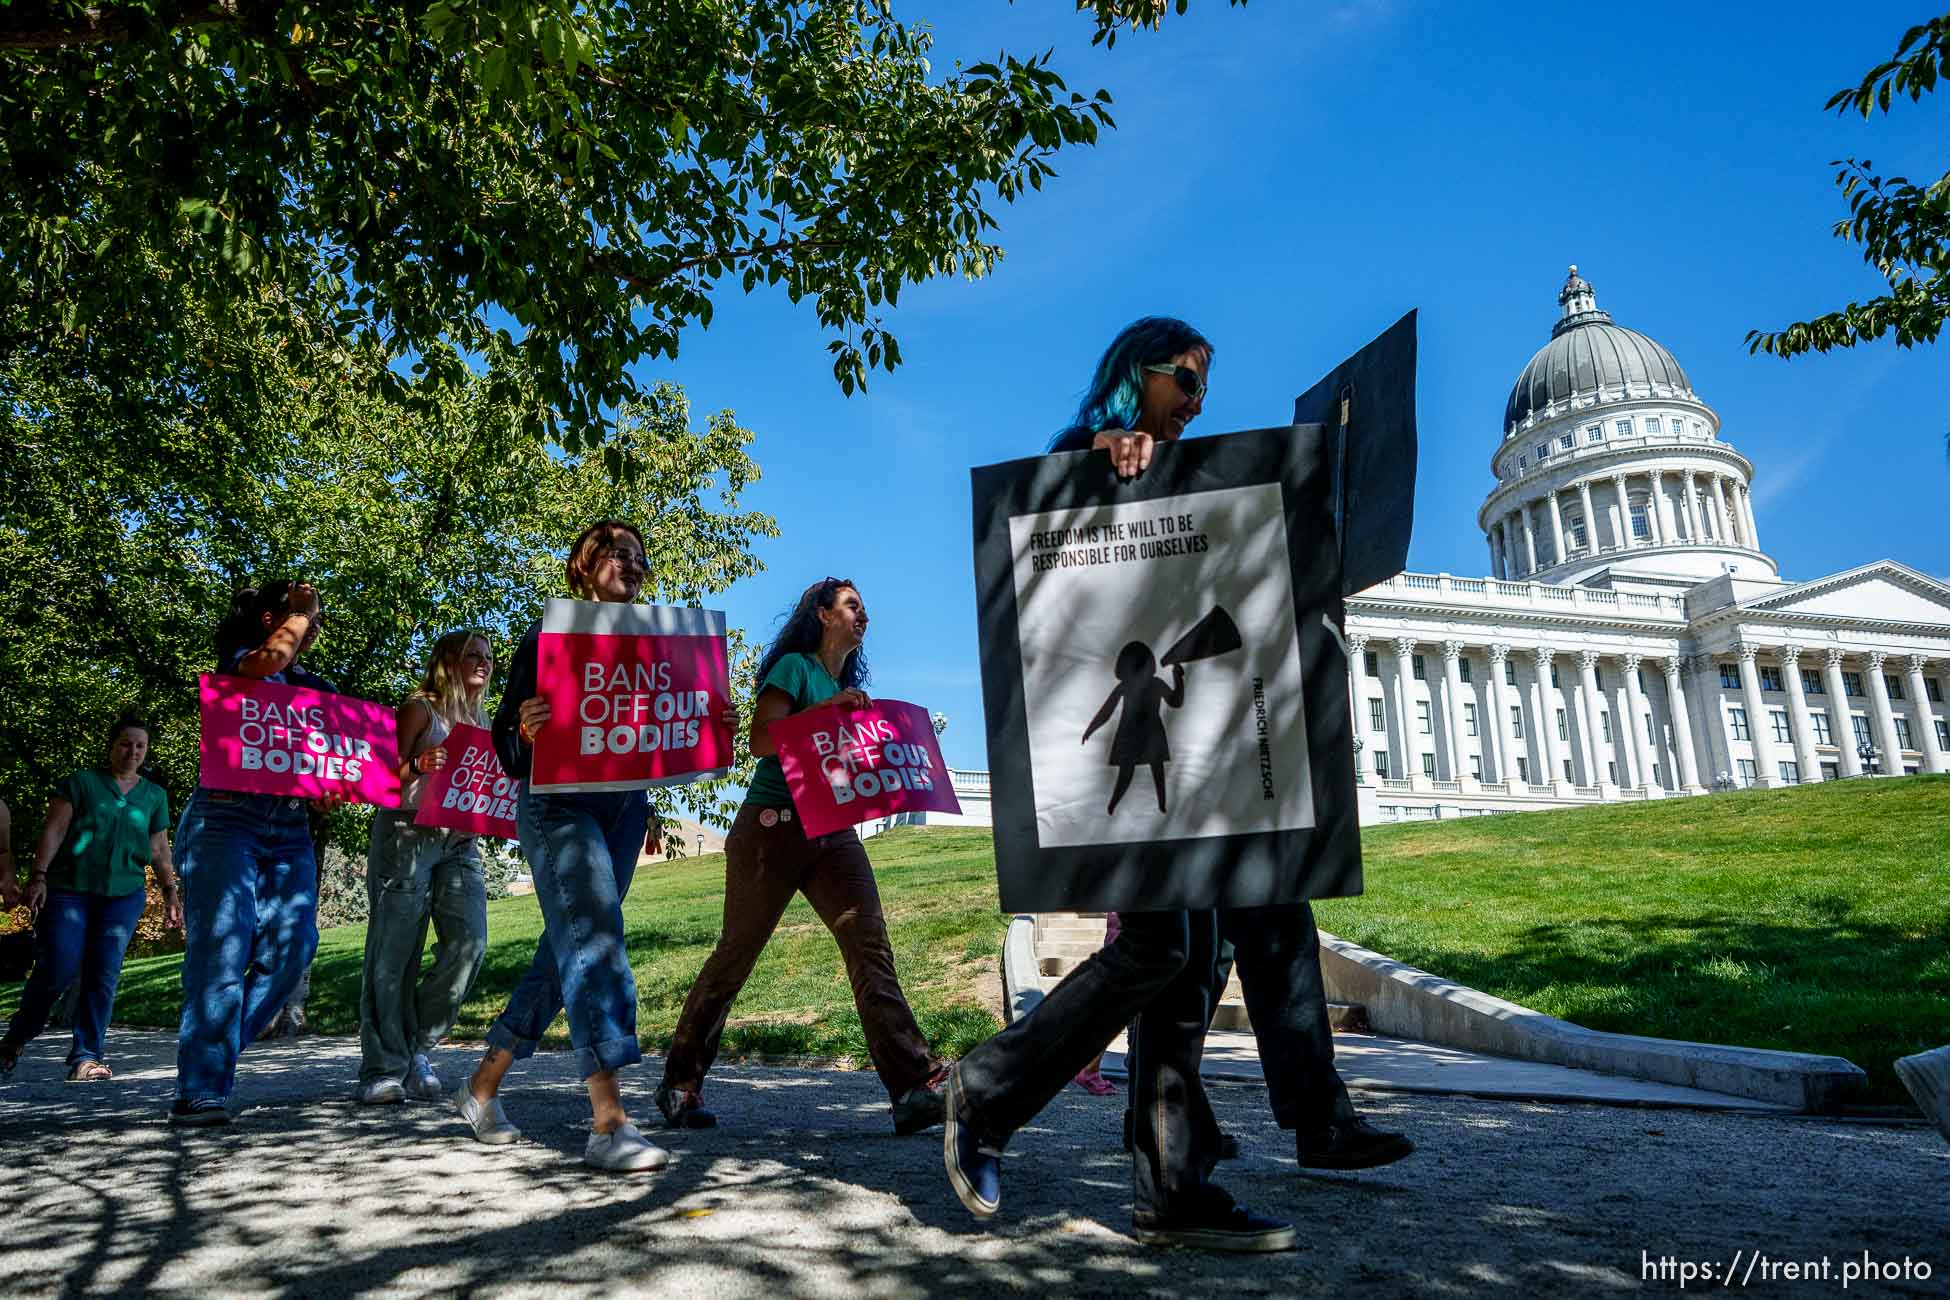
584 1122 669 1172
356 1076 406 1106
452 1084 522 1144
404 1054 444 1102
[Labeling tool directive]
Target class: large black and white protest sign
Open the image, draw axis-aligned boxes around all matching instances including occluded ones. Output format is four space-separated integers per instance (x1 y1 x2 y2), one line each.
972 426 1362 913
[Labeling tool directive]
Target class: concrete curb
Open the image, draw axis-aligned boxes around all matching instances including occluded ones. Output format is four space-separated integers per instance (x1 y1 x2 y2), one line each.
1317 930 1867 1114
1893 1045 1950 1144
1003 914 1044 1024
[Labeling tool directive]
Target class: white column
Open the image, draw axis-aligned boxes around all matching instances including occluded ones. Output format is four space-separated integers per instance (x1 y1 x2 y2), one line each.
1520 506 1538 574
1866 652 1904 773
1779 646 1821 782
1499 515 1516 578
1647 469 1669 543
1713 475 1736 544
1611 473 1635 548
1533 647 1563 787
1575 480 1597 555
1577 650 1608 788
1441 641 1468 782
1347 632 1370 782
1486 643 1514 785
1392 637 1418 782
1736 643 1780 786
1486 535 1499 579
1663 655 1705 792
1823 649 1863 776
1622 653 1655 790
1546 490 1566 567
1907 656 1946 774
1681 470 1702 539
1739 483 1760 552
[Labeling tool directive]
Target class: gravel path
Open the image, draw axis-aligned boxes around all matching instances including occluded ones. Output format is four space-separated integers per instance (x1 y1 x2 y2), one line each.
1 1032 1944 1298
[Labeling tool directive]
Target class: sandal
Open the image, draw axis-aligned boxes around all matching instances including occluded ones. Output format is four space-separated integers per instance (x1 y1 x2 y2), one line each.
1073 1067 1118 1097
66 1060 112 1082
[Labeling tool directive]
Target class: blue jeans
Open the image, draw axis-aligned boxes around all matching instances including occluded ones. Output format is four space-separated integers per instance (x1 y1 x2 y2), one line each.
486 786 647 1080
2 887 148 1067
173 790 319 1102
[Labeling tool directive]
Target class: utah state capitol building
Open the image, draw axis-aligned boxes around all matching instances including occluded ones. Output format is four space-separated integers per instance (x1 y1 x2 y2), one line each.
1349 265 1950 821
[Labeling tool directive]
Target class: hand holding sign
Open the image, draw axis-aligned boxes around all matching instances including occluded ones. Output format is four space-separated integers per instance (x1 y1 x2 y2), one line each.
771 698 961 837
415 724 519 839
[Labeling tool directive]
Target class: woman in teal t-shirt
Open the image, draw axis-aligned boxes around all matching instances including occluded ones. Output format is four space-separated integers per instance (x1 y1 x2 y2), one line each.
0 716 181 1080
656 577 946 1134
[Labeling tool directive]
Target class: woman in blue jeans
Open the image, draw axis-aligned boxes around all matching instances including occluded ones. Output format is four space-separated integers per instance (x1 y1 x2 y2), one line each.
170 579 340 1125
1 717 181 1080
453 519 735 1173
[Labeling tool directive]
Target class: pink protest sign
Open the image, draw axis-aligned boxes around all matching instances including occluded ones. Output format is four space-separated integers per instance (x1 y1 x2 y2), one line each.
197 673 401 806
770 698 961 837
529 599 736 793
414 724 519 839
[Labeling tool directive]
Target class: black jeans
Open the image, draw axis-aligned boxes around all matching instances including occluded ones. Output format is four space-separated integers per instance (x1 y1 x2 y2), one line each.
1215 901 1354 1131
957 909 1229 1222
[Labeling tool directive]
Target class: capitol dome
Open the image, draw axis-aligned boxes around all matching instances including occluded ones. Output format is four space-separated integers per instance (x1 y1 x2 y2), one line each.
1503 267 1695 435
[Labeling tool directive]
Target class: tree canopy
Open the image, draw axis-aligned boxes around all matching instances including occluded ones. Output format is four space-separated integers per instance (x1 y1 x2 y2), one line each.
2 0 1240 467
1748 13 1950 359
0 249 775 920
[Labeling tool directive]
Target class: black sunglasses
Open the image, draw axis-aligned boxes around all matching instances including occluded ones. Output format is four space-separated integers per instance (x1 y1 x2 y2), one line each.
1142 362 1207 402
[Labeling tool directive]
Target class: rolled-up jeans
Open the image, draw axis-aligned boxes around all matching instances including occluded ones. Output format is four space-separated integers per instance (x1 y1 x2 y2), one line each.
955 908 1228 1223
486 785 646 1080
359 810 489 1083
174 790 319 1103
2 887 147 1067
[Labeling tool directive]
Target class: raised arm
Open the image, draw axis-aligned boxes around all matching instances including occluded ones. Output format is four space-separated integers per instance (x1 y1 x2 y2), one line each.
231 582 321 678
1162 664 1185 708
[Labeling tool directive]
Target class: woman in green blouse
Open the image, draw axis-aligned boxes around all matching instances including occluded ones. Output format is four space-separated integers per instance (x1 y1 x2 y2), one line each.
0 716 182 1080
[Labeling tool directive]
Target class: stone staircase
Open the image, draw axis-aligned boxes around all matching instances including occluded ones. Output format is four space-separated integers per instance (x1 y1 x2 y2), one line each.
1029 912 1367 1032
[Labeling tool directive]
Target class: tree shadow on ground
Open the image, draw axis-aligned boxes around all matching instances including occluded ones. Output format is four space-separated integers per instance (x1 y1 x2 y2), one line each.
4 1037 1945 1299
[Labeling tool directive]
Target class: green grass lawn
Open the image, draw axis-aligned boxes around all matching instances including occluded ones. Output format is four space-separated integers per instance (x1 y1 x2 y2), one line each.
1318 775 1950 1104
4 780 1943 1102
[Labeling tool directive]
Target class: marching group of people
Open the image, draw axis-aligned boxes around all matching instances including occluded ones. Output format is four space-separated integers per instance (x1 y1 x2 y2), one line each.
0 316 1413 1252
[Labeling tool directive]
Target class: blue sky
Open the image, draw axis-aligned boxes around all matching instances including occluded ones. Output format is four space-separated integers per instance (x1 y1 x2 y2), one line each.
644 0 1948 773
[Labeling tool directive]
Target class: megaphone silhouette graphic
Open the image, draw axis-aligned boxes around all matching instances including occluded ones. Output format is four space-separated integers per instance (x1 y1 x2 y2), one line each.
1160 606 1242 667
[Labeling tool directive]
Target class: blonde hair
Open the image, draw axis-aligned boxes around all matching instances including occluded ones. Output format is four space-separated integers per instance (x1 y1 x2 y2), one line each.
414 630 492 727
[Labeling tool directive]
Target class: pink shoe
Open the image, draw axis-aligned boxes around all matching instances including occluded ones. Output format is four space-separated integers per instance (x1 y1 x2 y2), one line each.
1073 1068 1117 1097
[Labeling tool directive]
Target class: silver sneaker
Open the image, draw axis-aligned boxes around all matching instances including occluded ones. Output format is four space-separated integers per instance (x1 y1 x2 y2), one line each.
452 1084 522 1144
404 1054 444 1102
584 1122 669 1172
355 1076 406 1106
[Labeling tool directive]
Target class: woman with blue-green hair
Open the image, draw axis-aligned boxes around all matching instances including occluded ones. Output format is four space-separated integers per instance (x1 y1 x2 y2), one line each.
1048 315 1213 472
943 314 1296 1253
